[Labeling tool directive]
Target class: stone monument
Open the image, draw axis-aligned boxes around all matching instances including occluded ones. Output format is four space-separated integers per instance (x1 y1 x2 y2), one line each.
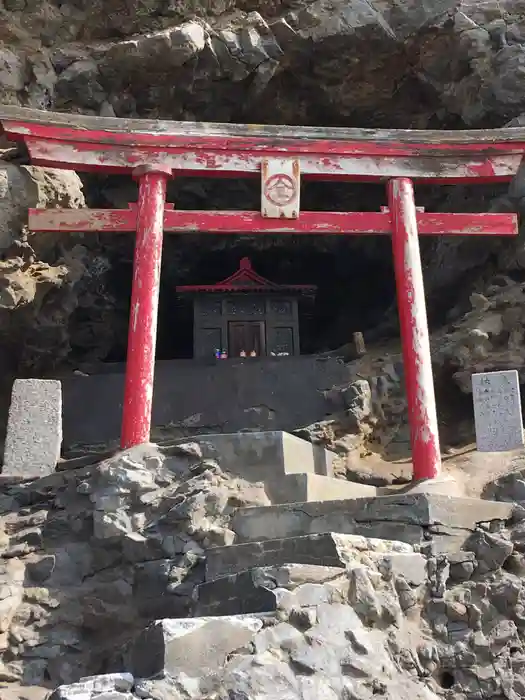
472 370 524 452
2 379 62 477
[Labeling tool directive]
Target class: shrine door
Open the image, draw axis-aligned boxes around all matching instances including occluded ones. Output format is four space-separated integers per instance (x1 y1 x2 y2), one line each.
228 321 266 357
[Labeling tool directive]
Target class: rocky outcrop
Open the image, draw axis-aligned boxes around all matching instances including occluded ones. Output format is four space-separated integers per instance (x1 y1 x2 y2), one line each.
433 275 525 394
0 443 270 685
3 0 525 130
0 160 125 375
1 443 525 698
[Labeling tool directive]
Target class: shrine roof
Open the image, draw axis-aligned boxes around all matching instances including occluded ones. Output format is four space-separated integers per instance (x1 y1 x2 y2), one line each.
176 258 316 294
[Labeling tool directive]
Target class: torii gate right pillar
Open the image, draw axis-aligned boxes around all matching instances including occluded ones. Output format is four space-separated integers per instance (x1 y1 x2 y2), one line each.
388 177 441 480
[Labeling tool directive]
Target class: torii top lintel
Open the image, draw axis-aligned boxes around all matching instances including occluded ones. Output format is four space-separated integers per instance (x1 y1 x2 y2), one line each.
2 106 525 182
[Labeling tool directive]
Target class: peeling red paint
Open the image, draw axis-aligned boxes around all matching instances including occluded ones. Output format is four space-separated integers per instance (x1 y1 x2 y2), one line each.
1 118 522 181
17 133 522 181
388 178 441 481
6 117 525 156
120 167 170 450
467 161 496 178
28 208 518 236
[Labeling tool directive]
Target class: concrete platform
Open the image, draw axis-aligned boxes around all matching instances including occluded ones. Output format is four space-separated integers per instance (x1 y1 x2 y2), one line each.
266 473 376 504
60 356 352 451
194 431 335 481
230 494 515 553
205 532 417 582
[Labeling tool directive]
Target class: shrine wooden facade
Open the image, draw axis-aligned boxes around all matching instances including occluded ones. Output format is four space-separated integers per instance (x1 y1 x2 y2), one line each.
176 258 316 358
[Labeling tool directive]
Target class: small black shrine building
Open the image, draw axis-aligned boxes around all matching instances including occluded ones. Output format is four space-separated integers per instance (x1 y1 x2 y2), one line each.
176 258 316 359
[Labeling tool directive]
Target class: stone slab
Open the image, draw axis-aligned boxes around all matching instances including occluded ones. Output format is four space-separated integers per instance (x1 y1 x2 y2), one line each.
195 431 334 482
2 379 62 477
195 564 345 617
230 494 514 552
196 569 280 617
130 615 263 679
196 553 427 617
472 370 524 452
266 473 376 504
205 532 414 581
49 674 134 700
426 525 480 555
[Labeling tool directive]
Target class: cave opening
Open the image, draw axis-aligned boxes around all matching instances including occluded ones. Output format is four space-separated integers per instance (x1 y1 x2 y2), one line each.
86 175 399 363
100 233 397 362
76 172 510 366
434 365 477 446
437 671 456 690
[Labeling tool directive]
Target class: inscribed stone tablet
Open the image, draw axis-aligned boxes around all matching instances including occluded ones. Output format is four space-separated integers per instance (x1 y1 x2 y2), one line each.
2 379 62 477
472 370 524 452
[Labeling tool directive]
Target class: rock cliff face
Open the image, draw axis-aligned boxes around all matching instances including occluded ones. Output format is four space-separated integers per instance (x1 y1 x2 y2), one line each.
3 0 525 129
1 444 525 699
0 443 271 687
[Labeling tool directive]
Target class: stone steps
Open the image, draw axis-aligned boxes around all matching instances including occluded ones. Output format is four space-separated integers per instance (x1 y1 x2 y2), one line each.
130 615 268 679
266 473 376 504
230 493 515 553
196 534 427 617
195 493 515 617
194 430 335 480
195 564 346 617
192 430 378 504
204 531 416 582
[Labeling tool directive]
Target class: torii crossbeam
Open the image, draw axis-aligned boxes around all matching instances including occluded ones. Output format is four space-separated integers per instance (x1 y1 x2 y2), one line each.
0 106 522 483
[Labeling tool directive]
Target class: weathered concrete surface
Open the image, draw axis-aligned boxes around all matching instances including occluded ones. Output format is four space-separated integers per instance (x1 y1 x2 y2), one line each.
267 473 376 504
312 443 334 477
2 378 62 477
130 616 263 679
231 495 515 552
59 357 352 451
195 431 334 482
204 532 416 582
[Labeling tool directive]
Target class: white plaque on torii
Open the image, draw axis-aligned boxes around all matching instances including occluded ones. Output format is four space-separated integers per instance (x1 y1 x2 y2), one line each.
261 158 300 219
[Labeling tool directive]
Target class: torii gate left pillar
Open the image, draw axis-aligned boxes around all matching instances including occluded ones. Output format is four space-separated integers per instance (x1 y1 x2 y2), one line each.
121 165 171 449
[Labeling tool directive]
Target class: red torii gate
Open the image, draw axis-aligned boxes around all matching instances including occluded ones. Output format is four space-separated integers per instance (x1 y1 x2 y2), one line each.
0 106 523 483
